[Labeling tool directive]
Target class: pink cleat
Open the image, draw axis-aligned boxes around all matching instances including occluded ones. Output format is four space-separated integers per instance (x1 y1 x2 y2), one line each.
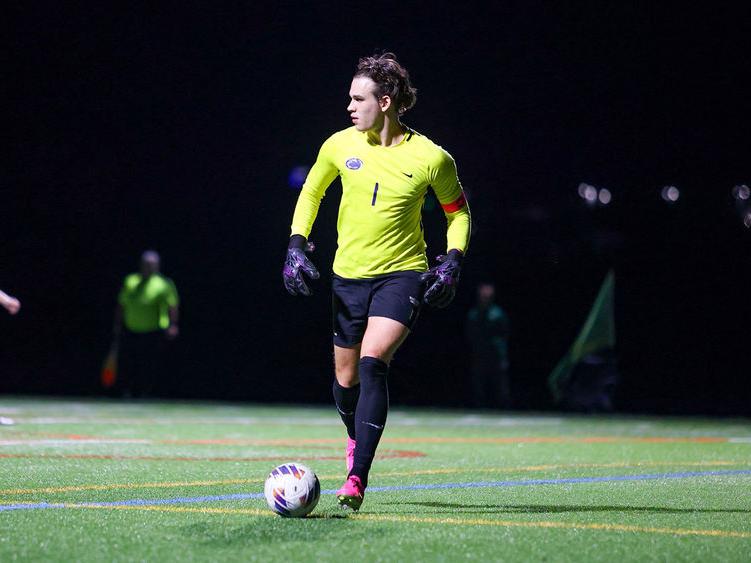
346 437 356 473
336 475 364 511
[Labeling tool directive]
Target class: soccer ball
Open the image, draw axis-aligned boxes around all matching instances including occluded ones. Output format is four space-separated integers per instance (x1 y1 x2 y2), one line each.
264 462 320 517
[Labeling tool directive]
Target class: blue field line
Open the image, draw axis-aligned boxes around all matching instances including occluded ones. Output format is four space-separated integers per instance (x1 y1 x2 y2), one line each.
0 493 267 512
2 469 750 513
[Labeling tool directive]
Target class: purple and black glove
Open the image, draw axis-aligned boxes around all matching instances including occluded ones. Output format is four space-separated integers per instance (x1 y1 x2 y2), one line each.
283 235 320 296
420 249 463 308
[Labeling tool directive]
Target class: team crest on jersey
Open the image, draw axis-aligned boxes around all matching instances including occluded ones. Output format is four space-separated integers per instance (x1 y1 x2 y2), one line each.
345 157 363 170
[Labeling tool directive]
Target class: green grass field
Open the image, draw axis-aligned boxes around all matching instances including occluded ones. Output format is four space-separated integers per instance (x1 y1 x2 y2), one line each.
1 397 750 562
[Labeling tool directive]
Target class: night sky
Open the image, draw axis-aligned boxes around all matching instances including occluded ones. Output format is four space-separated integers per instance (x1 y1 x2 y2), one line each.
3 3 750 414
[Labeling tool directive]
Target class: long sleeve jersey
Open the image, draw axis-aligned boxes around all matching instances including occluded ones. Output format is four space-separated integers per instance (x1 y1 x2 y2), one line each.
290 126 471 279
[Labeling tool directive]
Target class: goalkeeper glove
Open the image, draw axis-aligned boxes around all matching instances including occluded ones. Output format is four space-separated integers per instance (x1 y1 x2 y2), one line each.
420 249 463 308
283 235 320 296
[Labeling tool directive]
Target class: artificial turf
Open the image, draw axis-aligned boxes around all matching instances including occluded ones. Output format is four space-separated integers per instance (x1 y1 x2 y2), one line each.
1 397 750 562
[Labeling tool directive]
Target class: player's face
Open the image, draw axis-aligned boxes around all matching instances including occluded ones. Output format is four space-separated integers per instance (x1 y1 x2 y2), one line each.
347 76 387 132
140 257 160 277
478 284 495 307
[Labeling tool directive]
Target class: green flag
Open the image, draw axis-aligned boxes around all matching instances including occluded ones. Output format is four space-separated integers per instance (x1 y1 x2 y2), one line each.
549 270 616 402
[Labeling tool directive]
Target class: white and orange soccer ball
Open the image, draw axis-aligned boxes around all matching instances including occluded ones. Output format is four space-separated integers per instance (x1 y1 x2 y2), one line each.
263 462 321 517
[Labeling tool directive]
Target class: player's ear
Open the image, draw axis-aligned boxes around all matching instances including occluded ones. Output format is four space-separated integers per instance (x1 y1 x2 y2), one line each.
379 95 392 113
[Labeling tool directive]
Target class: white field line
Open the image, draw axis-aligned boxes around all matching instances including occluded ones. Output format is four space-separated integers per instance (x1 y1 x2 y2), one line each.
0 439 152 446
10 415 565 428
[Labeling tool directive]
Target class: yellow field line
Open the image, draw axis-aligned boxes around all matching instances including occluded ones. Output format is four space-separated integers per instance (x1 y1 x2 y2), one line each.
65 503 270 517
63 503 751 539
0 478 257 496
2 460 749 497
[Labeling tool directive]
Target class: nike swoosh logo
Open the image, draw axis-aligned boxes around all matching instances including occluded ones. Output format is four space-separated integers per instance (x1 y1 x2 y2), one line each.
402 172 413 178
362 421 385 429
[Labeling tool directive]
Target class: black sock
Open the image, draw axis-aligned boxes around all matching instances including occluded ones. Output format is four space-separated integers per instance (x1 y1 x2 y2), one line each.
332 380 360 440
350 356 389 487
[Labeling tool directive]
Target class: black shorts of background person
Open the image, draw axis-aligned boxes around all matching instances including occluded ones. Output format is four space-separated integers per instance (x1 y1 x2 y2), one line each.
116 330 165 398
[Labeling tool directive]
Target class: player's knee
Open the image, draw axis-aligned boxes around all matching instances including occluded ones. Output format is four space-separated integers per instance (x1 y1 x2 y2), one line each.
360 339 396 364
334 363 359 387
336 373 360 387
359 331 394 361
334 345 361 386
359 345 393 364
359 356 388 375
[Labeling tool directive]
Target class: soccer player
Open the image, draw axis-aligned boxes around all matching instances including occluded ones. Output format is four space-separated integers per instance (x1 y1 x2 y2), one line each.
283 53 471 511
1 289 20 424
112 250 180 397
0 289 21 315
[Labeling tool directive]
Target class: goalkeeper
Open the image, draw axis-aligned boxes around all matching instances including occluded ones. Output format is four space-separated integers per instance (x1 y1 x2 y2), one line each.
283 53 471 511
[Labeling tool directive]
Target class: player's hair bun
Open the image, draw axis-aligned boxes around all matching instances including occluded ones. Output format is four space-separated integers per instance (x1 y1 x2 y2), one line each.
355 52 417 115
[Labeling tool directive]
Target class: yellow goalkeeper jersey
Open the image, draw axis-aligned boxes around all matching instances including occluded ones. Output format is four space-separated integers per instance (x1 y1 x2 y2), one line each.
290 126 471 279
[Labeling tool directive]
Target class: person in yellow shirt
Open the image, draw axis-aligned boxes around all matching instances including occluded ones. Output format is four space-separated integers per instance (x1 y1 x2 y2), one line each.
113 250 179 397
283 53 471 511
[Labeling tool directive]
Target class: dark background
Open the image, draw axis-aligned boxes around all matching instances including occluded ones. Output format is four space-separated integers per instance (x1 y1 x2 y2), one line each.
2 2 749 414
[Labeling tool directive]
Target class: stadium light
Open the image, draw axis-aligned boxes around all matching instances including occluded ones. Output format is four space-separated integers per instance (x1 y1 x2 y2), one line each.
578 183 598 205
578 183 597 199
661 186 680 202
732 184 750 201
598 188 612 205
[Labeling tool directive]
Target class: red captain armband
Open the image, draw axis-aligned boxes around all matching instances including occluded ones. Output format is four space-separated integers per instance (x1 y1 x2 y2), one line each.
440 192 467 213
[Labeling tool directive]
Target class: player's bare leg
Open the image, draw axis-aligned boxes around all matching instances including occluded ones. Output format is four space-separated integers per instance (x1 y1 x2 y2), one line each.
359 316 410 362
0 291 20 424
334 345 360 387
337 316 409 511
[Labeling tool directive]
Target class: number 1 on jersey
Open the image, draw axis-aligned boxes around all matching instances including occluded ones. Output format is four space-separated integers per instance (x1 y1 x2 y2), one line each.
371 182 379 206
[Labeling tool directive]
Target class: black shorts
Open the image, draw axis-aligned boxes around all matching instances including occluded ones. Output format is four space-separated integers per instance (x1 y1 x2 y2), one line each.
332 271 424 348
